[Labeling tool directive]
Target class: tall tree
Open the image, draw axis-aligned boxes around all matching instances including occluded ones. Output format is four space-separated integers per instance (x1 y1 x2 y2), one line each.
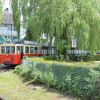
11 0 20 39
11 0 100 58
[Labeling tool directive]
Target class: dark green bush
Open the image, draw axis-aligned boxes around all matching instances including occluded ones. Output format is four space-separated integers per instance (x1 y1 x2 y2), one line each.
89 76 100 100
68 55 92 62
44 54 100 61
71 67 99 99
94 55 100 61
94 64 100 72
43 56 59 61
15 60 100 99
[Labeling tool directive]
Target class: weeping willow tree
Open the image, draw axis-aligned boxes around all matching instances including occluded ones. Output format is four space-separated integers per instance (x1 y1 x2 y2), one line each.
11 0 100 59
37 0 73 58
71 0 100 55
25 0 41 41
37 0 100 58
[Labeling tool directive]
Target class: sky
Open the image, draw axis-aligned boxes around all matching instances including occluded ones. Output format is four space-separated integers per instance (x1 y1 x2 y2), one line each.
2 0 11 12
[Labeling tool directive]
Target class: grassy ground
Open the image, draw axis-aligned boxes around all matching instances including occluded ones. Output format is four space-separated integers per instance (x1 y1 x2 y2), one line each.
29 57 100 68
0 70 78 100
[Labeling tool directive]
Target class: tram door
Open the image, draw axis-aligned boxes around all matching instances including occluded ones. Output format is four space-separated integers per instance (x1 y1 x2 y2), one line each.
0 46 12 65
0 46 16 65
0 45 23 65
5 46 15 65
10 46 15 64
17 46 23 64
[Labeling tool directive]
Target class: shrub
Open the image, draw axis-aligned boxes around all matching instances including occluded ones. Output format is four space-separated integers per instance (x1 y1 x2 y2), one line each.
94 55 100 61
71 67 99 99
14 65 23 74
90 76 100 100
43 56 59 61
15 58 100 99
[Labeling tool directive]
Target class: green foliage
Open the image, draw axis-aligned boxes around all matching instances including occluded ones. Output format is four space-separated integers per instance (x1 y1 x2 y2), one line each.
11 0 20 39
43 56 59 61
15 64 34 81
94 55 100 61
11 0 100 62
11 0 100 57
14 65 23 74
69 55 92 62
94 64 100 72
15 59 100 99
92 76 100 100
26 16 40 42
71 67 99 98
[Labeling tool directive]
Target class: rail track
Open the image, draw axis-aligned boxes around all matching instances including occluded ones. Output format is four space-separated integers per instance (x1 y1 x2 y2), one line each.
0 64 15 72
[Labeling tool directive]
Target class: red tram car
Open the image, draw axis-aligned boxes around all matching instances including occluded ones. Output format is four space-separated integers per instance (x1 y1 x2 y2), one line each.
0 42 43 65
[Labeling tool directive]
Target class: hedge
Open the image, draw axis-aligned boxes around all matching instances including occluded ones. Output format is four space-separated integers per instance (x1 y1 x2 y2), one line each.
15 58 100 100
94 55 100 61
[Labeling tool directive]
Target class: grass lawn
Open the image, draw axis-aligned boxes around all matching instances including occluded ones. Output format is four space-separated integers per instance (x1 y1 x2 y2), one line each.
30 57 100 68
0 70 78 100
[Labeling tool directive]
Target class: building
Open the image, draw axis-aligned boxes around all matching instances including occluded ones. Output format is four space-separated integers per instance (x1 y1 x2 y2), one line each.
0 8 17 39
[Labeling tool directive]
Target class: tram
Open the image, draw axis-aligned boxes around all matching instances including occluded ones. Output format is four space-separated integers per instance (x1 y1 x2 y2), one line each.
0 42 43 65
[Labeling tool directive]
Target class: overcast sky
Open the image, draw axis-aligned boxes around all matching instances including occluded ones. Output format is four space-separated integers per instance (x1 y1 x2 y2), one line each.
2 0 11 12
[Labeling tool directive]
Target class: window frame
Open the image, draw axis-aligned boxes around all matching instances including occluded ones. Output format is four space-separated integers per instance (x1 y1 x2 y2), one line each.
5 46 11 54
30 47 34 54
25 46 29 54
1 46 6 54
11 46 15 54
35 47 37 54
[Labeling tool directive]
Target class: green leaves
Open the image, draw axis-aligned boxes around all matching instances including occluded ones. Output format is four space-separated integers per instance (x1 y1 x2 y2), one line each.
16 58 100 99
11 0 20 39
11 0 100 55
26 16 41 41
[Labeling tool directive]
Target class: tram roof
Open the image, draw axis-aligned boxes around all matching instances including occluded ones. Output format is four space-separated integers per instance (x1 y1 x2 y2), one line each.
0 38 41 46
15 40 40 46
0 37 54 47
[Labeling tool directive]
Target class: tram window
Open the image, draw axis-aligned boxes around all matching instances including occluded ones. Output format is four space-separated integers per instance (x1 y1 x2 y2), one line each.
25 47 29 53
21 46 23 53
35 47 38 53
39 47 42 53
1 46 5 54
6 46 10 54
11 46 15 54
30 47 34 54
17 46 20 54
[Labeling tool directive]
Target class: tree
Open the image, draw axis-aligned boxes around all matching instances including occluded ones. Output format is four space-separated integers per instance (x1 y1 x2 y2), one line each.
11 0 100 59
11 0 20 39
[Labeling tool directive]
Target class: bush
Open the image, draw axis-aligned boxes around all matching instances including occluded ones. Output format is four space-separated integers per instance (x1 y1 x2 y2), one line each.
68 55 92 62
71 67 99 99
14 65 23 74
94 64 100 72
15 58 100 99
43 54 100 61
91 76 100 100
43 56 59 61
94 55 100 61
